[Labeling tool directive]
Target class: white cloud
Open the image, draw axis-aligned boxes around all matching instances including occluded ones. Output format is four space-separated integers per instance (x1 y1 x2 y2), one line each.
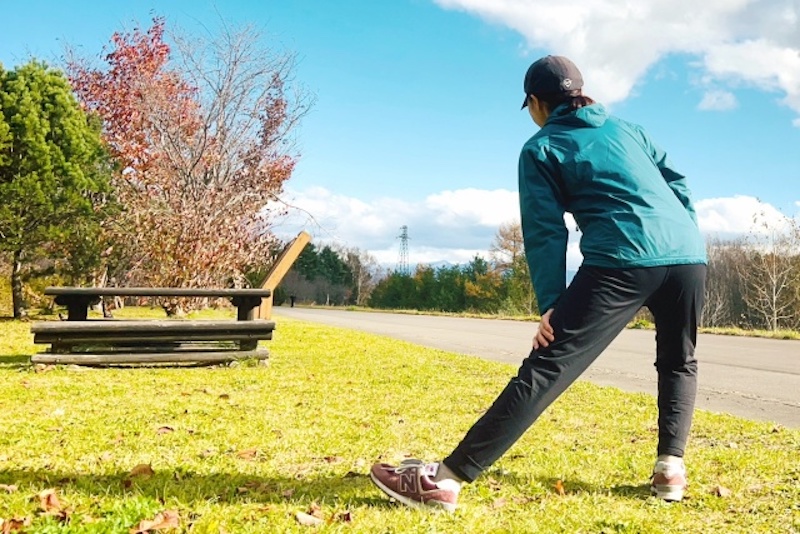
702 39 800 112
370 246 490 267
425 188 518 227
433 0 800 123
271 186 520 266
273 189 798 269
698 90 738 111
695 195 795 236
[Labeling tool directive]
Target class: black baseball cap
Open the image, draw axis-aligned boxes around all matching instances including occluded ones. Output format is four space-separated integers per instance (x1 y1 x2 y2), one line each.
521 55 584 109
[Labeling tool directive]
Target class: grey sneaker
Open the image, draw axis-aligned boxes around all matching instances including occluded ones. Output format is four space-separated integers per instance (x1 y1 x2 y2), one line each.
650 459 687 502
370 460 460 512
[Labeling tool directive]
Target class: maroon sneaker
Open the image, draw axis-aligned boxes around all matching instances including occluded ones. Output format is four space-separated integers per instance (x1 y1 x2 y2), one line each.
650 459 688 502
370 460 460 512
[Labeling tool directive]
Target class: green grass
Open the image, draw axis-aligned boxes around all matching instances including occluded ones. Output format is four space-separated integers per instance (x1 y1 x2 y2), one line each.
1 310 799 533
0 271 11 318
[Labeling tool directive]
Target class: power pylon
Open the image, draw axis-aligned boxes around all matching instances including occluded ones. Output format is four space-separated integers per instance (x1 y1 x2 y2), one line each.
397 225 410 275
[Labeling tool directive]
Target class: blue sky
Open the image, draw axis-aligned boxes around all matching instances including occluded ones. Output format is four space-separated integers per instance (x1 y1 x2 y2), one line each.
2 0 799 268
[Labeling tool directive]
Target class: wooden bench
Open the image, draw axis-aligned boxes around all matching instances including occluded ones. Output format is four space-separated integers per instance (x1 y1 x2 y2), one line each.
31 287 274 366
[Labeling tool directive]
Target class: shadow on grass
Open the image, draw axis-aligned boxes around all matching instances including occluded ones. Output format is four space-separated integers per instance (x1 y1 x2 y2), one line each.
0 354 32 366
610 482 653 499
0 467 658 514
488 470 652 501
0 468 393 508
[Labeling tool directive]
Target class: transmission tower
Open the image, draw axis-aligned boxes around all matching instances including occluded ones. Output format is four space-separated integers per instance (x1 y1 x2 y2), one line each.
397 225 410 275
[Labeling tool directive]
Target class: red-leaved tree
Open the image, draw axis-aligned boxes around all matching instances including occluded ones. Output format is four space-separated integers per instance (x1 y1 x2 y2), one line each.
66 18 309 310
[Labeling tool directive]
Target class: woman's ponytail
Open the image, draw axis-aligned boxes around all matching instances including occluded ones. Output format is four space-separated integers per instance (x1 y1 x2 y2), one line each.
536 90 595 113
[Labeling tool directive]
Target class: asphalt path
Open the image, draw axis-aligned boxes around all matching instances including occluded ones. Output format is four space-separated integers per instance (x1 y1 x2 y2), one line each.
273 307 800 428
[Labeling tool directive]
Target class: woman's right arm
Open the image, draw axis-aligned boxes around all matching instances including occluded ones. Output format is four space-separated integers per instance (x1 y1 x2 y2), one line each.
518 144 569 313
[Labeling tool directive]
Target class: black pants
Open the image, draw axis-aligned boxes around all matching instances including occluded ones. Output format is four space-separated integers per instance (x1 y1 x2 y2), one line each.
443 263 706 483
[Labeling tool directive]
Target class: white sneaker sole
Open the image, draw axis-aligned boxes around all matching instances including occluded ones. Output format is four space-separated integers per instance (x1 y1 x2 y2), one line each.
651 484 685 502
369 471 457 512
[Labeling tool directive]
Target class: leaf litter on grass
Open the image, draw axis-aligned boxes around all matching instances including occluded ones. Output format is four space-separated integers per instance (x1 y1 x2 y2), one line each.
1 316 799 533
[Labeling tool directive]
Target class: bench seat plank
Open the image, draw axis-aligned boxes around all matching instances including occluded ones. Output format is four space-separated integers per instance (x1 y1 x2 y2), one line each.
31 349 269 366
44 287 271 298
32 320 275 334
32 320 275 354
44 287 271 321
34 332 273 344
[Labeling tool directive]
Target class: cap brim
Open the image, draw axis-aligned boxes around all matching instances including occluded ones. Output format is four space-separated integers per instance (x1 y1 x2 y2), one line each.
521 96 528 110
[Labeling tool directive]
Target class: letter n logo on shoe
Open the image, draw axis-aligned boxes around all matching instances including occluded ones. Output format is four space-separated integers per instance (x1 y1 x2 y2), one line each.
399 472 417 493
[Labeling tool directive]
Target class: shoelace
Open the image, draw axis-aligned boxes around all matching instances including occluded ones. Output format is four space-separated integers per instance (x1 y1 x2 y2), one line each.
394 460 438 478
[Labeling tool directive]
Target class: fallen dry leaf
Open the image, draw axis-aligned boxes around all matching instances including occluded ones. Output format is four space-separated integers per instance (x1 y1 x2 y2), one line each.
37 488 63 513
218 393 230 400
236 448 258 460
332 510 353 523
0 484 18 493
282 488 295 499
294 512 323 527
307 502 324 519
129 464 155 478
554 480 566 496
0 517 31 533
492 497 508 509
36 488 71 522
129 510 180 533
713 485 733 498
156 426 175 435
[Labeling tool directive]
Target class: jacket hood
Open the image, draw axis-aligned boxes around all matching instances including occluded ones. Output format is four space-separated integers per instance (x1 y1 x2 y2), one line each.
546 102 608 128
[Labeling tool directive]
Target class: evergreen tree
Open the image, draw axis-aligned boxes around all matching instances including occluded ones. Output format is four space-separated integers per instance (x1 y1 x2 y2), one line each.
0 61 110 317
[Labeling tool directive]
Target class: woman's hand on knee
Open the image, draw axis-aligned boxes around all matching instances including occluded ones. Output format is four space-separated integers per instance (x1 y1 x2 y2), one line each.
533 308 555 350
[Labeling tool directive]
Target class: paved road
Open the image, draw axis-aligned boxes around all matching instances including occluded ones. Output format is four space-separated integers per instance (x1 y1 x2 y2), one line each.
274 307 800 428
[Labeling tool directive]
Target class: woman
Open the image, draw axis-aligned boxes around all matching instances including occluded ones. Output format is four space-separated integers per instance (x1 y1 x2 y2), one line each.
370 55 707 511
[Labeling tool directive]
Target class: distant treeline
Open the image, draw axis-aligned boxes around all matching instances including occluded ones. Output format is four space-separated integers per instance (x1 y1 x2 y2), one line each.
280 220 800 332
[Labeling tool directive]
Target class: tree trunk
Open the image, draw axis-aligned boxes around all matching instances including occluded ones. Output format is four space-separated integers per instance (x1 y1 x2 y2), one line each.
162 299 185 317
11 249 26 319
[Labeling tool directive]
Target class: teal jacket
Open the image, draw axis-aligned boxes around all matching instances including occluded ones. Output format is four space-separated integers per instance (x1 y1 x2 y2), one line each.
518 103 706 312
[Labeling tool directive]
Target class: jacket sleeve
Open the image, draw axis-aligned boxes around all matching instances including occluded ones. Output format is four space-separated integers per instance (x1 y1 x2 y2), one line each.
518 143 568 313
636 126 699 225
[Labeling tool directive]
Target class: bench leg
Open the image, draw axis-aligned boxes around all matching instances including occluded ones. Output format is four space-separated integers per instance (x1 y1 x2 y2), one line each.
232 296 262 321
239 340 258 351
51 342 71 354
